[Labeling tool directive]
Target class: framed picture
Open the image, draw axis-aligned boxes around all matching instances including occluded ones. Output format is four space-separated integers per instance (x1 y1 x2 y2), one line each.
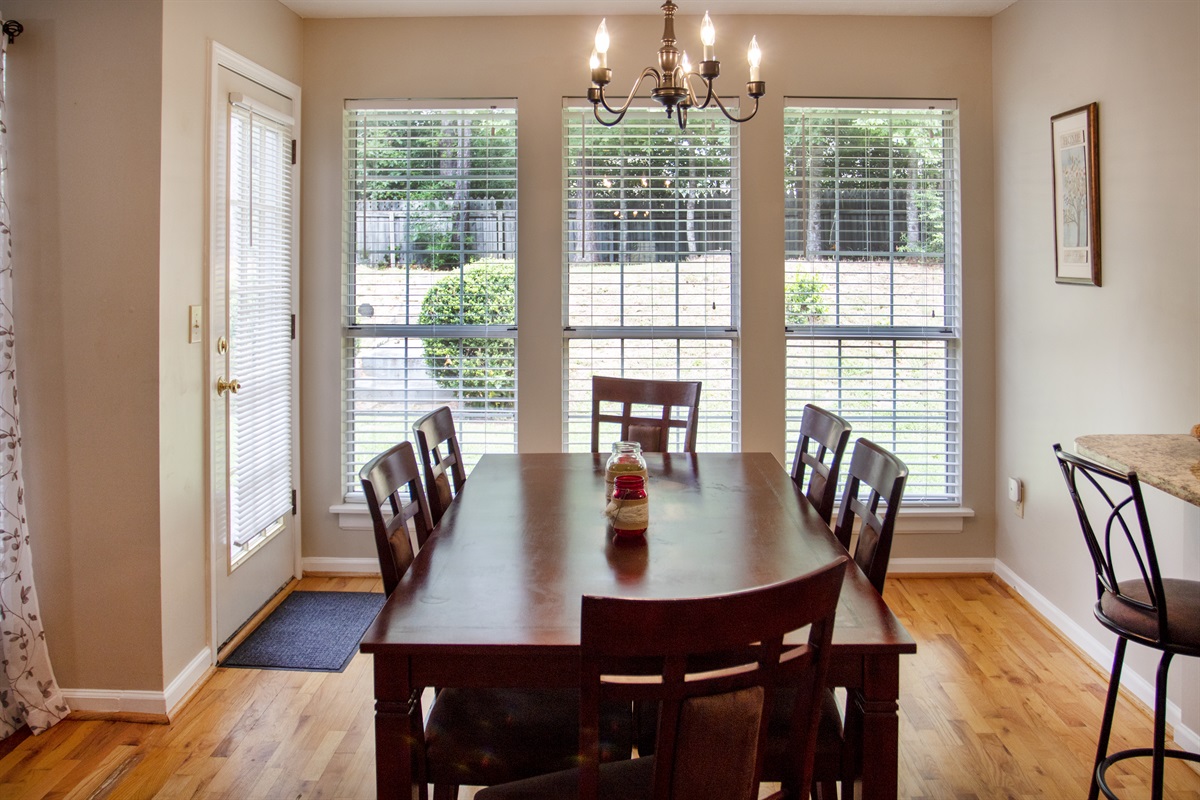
1051 102 1101 285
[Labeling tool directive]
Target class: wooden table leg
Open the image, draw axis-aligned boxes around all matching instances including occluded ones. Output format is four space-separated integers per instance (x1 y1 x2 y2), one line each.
856 653 900 800
373 655 425 800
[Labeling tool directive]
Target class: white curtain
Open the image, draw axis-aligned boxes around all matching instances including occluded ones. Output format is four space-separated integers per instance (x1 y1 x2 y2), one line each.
0 28 69 739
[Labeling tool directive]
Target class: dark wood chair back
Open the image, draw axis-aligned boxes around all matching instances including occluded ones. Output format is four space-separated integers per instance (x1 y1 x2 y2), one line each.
791 404 852 525
1053 444 1169 645
590 375 702 453
833 438 908 595
575 558 848 800
413 405 467 526
358 441 434 597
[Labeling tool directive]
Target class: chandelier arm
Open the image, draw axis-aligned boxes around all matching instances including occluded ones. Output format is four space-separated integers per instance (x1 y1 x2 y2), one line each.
698 80 716 110
597 67 662 117
679 71 709 110
708 90 761 124
593 103 628 127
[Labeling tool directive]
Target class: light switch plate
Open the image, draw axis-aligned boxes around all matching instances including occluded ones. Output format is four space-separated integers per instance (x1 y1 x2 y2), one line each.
189 305 202 344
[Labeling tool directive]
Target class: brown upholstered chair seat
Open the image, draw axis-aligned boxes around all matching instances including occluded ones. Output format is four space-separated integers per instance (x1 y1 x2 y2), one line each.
481 686 771 800
425 688 633 787
1098 579 1200 653
639 685 845 781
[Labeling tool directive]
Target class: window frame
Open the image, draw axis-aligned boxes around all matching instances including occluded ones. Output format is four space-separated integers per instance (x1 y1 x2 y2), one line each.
561 102 742 453
783 97 963 506
341 100 519 501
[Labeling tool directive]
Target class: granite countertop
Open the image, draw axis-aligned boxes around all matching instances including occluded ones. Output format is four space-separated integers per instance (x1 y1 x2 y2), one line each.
1075 434 1200 507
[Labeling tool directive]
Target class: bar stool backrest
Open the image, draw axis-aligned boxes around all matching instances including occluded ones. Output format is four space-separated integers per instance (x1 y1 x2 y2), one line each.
1053 444 1167 645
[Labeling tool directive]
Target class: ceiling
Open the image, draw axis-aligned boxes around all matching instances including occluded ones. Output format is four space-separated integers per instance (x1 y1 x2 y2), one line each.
277 0 1017 18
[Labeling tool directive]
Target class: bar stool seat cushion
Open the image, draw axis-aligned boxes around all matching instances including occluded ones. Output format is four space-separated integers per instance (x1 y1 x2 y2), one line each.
1099 579 1200 653
425 688 633 787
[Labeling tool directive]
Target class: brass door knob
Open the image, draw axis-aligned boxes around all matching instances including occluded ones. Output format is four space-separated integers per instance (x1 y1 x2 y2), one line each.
217 376 241 396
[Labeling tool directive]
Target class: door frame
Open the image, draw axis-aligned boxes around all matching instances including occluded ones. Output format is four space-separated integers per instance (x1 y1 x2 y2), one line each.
205 41 302 662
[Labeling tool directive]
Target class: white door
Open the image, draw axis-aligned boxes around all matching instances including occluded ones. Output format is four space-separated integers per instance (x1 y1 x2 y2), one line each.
209 49 300 650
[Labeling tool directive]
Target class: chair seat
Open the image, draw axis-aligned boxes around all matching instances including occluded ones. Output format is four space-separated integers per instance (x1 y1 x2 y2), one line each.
639 686 844 781
475 754 656 800
1098 578 1200 655
761 687 845 781
425 688 633 787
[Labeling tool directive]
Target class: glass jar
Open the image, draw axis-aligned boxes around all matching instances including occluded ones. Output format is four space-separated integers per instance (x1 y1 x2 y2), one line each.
605 441 648 500
611 474 649 538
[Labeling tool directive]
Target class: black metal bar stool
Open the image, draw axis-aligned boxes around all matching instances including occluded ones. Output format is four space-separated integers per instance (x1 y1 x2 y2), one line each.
1054 444 1200 799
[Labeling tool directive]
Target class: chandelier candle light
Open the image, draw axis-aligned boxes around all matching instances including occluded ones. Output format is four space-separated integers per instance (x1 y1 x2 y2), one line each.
587 1 765 130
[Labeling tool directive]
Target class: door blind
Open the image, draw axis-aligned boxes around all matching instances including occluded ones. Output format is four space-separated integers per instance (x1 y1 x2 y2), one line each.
343 104 518 497
784 100 961 503
228 101 294 548
563 104 739 451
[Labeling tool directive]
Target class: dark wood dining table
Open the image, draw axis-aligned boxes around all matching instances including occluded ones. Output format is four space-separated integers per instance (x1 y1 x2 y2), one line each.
360 452 917 800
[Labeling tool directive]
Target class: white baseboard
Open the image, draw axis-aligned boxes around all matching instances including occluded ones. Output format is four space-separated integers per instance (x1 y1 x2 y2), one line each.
165 648 214 716
302 556 381 575
62 647 212 719
61 687 169 718
993 560 1199 753
890 556 996 574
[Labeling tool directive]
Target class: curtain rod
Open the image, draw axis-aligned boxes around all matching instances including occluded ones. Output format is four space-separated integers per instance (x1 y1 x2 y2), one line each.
2 19 22 44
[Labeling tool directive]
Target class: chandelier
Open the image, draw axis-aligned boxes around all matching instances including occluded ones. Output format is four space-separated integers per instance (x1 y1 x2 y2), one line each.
587 1 764 130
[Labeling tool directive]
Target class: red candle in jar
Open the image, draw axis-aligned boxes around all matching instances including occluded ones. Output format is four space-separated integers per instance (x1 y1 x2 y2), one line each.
611 474 649 538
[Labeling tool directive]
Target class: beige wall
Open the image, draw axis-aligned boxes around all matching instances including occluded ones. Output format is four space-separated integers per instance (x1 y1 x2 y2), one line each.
993 0 1200 739
8 0 301 697
299 13 997 563
8 0 166 692
159 0 302 691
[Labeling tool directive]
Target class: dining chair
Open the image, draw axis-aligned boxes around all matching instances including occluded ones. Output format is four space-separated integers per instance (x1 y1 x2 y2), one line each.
359 441 435 593
475 557 850 800
765 437 908 800
1053 444 1200 800
831 438 909 596
360 442 634 800
790 404 852 525
413 405 468 526
590 375 702 453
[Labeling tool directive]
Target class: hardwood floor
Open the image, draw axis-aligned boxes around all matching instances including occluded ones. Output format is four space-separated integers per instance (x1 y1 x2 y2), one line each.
1 575 1198 799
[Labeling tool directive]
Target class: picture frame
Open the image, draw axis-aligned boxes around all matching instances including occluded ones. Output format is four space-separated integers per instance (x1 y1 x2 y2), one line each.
1051 102 1101 285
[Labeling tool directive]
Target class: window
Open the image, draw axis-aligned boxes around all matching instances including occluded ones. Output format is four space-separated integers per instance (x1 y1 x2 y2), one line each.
784 100 961 504
343 102 517 498
563 106 739 452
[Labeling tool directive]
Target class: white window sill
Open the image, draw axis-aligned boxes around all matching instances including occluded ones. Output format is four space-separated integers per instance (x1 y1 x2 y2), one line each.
890 505 974 534
331 502 374 530
332 502 974 534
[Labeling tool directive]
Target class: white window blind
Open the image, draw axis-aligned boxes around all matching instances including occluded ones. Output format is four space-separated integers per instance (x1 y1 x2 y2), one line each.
563 105 739 452
343 104 518 497
228 101 294 548
784 100 961 504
